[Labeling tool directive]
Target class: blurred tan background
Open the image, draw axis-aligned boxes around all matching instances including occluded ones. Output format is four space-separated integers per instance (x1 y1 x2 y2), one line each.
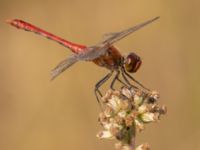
0 0 200 150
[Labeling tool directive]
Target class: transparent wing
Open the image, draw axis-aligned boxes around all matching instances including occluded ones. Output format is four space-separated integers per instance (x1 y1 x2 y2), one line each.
51 54 79 80
51 45 109 79
83 16 160 61
51 17 160 79
102 32 119 41
101 16 160 45
76 45 109 61
78 17 160 60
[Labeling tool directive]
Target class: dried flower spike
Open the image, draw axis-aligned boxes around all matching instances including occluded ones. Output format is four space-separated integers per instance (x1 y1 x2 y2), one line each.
97 86 167 150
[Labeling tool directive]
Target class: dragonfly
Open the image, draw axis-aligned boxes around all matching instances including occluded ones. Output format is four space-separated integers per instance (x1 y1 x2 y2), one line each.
6 16 159 103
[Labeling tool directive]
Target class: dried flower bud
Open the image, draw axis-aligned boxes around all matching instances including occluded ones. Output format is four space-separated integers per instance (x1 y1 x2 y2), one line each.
147 90 159 104
110 126 121 137
136 143 150 150
121 87 134 99
115 142 129 150
138 105 149 114
107 95 122 111
134 94 144 106
121 100 131 110
113 90 121 97
96 130 114 139
160 105 167 115
104 106 113 117
99 112 108 123
150 104 167 114
101 89 113 102
125 115 134 127
114 115 124 125
118 110 127 118
130 111 138 118
135 119 145 132
140 112 159 123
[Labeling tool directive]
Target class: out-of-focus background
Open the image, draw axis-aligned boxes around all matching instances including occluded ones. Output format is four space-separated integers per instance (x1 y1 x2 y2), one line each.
0 0 199 150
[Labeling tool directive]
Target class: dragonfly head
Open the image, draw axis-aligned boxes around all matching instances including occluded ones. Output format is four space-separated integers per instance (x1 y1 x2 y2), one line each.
123 52 142 73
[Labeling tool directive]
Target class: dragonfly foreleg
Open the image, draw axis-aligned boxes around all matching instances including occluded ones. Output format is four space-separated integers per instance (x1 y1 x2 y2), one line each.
121 67 150 91
121 68 139 90
94 71 113 104
110 70 128 89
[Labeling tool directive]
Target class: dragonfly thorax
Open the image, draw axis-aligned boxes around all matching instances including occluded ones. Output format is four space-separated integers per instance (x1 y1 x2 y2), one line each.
123 52 142 73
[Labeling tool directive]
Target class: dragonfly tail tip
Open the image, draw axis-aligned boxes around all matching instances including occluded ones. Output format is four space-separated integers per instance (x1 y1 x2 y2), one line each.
5 19 12 24
50 74 55 81
155 16 160 20
50 71 58 81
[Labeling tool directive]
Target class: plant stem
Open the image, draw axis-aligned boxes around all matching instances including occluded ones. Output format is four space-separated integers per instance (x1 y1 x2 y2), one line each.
129 135 135 150
128 125 136 150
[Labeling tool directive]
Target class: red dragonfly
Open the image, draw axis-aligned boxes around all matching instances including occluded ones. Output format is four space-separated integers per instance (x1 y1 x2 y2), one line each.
7 17 159 102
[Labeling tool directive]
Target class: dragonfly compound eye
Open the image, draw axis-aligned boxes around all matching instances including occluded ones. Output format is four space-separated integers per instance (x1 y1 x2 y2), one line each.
124 52 142 73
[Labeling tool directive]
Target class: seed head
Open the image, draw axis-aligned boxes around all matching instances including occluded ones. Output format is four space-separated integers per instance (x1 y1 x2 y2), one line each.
97 86 167 150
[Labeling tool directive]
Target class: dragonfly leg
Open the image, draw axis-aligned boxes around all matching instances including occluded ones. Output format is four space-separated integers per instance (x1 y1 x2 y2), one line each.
110 71 120 89
121 67 150 91
95 71 113 104
121 68 139 90
110 70 128 89
116 73 129 87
